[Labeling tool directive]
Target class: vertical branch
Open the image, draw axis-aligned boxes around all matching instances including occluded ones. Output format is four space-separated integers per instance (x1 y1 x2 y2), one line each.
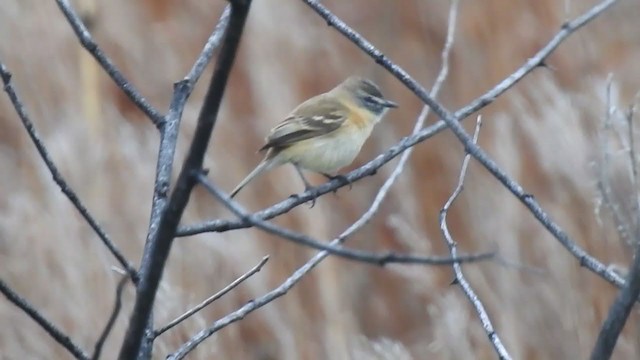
135 8 231 355
117 1 253 358
439 117 512 360
92 275 129 360
597 76 632 246
590 102 640 360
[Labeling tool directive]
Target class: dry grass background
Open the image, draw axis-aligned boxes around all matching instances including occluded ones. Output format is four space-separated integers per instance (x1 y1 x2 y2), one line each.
1 0 640 359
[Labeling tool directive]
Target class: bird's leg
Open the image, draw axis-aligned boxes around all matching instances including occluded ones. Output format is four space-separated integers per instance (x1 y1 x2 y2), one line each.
322 173 352 192
292 164 317 208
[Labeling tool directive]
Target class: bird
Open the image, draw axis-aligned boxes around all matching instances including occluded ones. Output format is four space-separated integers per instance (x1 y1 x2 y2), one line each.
229 76 398 202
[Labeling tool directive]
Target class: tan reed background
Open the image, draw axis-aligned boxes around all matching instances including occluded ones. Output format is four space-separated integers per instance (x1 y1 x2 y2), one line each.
1 0 639 358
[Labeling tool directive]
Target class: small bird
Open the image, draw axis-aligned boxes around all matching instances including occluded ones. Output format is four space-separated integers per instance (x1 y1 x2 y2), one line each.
230 76 398 200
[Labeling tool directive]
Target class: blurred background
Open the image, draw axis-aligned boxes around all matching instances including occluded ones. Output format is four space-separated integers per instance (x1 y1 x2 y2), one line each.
1 0 640 358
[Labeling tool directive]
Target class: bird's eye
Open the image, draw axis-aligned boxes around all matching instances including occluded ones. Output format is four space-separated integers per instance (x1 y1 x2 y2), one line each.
364 95 378 105
360 95 385 114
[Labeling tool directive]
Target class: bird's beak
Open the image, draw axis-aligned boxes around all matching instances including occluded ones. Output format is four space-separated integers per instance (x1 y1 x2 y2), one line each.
381 99 398 108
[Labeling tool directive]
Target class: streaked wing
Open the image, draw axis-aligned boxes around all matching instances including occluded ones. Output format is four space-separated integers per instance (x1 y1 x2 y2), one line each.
259 96 348 151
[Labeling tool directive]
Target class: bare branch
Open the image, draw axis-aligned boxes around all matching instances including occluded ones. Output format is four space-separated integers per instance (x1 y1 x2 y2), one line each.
439 116 512 360
590 101 640 360
54 0 164 128
92 275 129 360
299 0 627 292
0 278 89 360
154 255 269 338
196 172 494 265
0 62 137 281
118 1 254 358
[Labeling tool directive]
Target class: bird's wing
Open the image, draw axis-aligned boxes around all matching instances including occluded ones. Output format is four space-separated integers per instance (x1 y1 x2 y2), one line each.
259 96 349 151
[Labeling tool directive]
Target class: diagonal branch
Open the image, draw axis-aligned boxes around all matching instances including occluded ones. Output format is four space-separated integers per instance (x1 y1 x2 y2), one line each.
196 172 494 265
439 116 512 360
0 278 89 360
0 62 137 281
153 255 269 339
54 0 164 128
299 0 627 291
117 1 254 358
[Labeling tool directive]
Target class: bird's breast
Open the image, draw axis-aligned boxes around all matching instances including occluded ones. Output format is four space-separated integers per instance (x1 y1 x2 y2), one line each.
280 123 374 173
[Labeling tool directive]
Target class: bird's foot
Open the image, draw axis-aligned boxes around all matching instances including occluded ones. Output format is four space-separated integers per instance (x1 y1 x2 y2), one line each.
289 185 318 208
322 173 352 193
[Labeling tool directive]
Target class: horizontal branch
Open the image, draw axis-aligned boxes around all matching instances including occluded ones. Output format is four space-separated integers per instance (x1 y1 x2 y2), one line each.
196 172 495 266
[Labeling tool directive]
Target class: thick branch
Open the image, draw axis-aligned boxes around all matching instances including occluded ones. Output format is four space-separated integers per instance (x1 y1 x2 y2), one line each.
135 7 232 353
117 1 253 358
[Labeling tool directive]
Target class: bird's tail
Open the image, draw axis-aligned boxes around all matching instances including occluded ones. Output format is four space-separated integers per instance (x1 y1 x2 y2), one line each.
230 158 274 198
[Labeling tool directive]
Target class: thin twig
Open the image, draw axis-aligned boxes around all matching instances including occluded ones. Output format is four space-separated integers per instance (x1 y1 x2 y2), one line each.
54 0 164 128
590 102 640 360
92 275 129 360
118 1 253 358
154 255 269 338
439 116 512 360
184 5 231 88
596 76 632 246
298 0 627 292
169 4 461 355
0 279 89 360
628 103 640 230
196 172 494 265
0 62 137 281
